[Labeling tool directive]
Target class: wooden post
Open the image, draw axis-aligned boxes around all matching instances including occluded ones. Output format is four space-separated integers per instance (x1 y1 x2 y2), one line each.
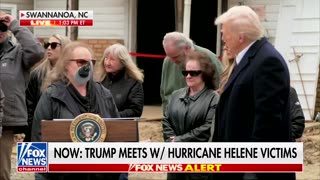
182 0 192 37
175 0 184 32
69 0 78 40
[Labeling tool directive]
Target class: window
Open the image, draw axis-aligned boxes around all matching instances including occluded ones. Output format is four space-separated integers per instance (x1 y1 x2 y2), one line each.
0 3 17 17
0 3 18 43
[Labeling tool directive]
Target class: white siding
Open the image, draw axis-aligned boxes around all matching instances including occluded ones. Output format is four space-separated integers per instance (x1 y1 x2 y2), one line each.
275 0 320 120
78 0 127 40
33 0 128 42
0 0 33 16
34 0 67 37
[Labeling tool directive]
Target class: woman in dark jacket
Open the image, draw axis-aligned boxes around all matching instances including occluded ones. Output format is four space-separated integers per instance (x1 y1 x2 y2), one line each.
163 51 219 180
95 43 144 118
25 34 71 142
95 43 144 180
31 41 120 180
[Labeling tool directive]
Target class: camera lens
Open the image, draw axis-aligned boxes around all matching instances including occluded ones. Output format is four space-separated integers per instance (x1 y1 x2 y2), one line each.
0 21 8 32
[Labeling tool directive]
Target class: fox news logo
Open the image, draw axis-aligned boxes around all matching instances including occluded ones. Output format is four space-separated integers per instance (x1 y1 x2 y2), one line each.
17 142 47 172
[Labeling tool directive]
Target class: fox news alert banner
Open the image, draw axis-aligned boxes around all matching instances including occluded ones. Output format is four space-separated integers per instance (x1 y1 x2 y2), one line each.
17 142 303 173
19 10 93 26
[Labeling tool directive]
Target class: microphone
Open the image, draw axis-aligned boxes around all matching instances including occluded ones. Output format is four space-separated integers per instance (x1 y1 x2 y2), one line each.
74 61 93 85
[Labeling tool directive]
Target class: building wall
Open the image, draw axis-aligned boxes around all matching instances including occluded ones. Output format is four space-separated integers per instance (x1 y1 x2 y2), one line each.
274 0 320 120
79 39 123 60
0 0 33 16
0 0 33 27
34 0 128 60
0 0 34 39
33 0 67 36
38 37 123 60
34 0 128 40
315 65 320 115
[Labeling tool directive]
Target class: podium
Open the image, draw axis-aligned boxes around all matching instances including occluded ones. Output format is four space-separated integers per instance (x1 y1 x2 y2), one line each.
41 119 139 142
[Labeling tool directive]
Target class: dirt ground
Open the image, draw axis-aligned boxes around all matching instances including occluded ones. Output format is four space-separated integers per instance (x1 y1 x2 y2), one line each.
10 120 320 180
131 121 320 180
298 124 320 180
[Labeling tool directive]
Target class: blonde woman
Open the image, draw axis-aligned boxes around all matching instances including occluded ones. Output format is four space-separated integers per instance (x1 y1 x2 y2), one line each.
25 34 71 142
217 45 236 95
95 43 144 118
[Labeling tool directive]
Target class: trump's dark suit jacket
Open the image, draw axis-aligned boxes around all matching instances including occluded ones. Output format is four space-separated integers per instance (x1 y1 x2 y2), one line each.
212 38 295 180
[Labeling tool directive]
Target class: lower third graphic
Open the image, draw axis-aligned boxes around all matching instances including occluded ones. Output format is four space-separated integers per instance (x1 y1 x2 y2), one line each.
17 142 47 172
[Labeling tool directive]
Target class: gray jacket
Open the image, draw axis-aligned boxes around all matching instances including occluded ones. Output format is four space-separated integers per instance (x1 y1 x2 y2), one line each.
163 87 219 142
0 19 45 126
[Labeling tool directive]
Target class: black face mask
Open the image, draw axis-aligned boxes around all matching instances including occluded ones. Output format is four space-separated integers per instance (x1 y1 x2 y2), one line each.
74 61 93 86
0 21 8 32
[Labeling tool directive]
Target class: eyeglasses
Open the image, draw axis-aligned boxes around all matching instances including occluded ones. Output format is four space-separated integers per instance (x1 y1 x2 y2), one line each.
70 59 96 66
182 70 202 77
44 42 61 49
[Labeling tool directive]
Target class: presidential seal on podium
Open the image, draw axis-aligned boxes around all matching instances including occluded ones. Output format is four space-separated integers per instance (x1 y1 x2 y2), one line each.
70 113 107 142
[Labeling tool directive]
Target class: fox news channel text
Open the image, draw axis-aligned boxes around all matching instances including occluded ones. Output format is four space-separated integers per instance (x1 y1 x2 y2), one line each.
19 10 93 27
17 142 303 173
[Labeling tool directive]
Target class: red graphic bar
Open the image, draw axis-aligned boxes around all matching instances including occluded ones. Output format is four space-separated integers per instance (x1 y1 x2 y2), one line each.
17 166 47 172
19 19 93 26
129 52 166 59
48 164 303 173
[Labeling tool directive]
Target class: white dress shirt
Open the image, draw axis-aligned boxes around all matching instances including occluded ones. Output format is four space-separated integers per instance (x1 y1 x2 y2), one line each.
236 41 256 65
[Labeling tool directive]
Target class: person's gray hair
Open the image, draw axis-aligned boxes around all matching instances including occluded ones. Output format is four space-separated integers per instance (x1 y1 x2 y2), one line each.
94 43 144 83
215 5 265 41
162 31 194 50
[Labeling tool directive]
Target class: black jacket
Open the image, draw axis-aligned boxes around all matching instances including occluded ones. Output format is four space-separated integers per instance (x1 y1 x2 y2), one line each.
31 80 120 180
101 70 144 118
290 87 305 139
214 38 292 142
213 38 295 180
26 69 44 127
31 80 120 142
24 69 47 141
